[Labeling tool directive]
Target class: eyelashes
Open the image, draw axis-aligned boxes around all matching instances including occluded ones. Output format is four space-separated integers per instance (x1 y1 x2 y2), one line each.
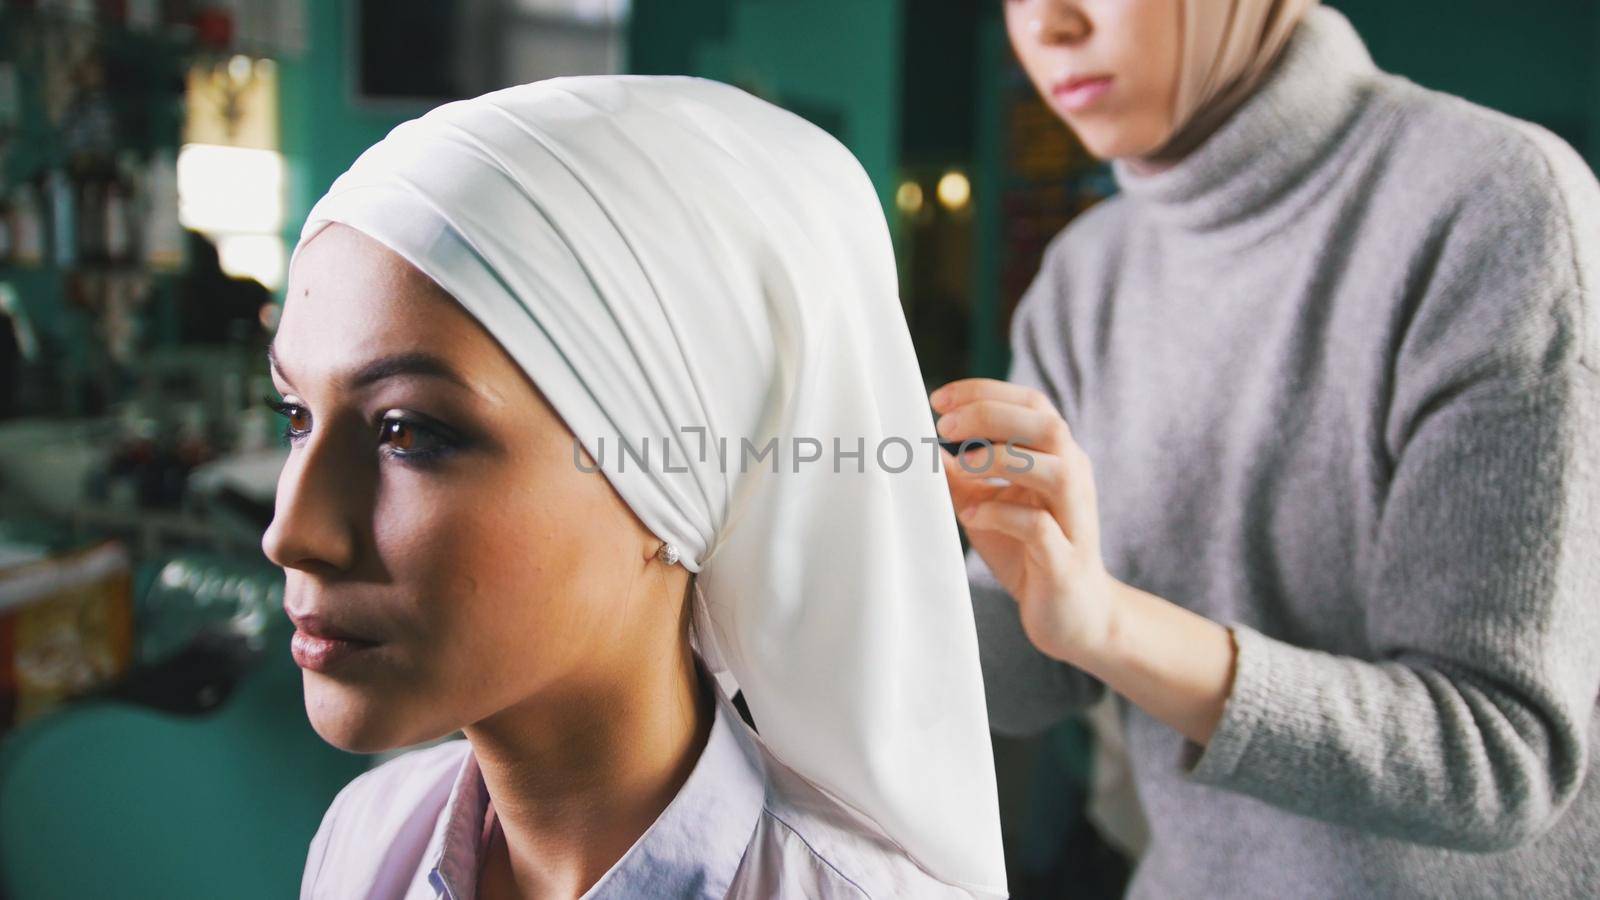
265 397 311 443
376 416 456 464
262 396 462 466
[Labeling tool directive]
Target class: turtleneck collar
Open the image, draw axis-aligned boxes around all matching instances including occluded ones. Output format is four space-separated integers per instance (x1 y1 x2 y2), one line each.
1112 7 1379 233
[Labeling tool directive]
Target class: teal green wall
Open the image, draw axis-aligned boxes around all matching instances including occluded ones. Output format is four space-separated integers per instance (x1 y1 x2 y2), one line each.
0 645 369 899
275 0 421 277
628 0 904 218
1330 1 1600 167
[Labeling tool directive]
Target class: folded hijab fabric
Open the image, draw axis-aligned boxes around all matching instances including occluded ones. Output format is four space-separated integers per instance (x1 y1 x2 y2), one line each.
1155 0 1321 160
290 75 1007 896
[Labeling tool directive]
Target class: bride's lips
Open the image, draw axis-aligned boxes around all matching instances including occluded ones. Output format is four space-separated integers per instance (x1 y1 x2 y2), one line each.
1051 73 1115 112
285 608 381 673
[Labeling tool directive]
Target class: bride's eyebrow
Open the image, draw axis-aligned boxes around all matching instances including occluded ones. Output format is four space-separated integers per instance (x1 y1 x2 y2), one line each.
266 342 473 393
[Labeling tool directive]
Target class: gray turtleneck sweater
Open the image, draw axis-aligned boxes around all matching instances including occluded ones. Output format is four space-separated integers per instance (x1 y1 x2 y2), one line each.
970 7 1600 898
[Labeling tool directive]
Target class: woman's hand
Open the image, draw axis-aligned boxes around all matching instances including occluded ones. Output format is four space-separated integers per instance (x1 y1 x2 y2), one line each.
932 377 1237 746
930 378 1115 666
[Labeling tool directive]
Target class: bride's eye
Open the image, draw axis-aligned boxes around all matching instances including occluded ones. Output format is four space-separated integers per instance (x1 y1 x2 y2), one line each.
381 418 418 451
266 397 312 444
377 415 459 465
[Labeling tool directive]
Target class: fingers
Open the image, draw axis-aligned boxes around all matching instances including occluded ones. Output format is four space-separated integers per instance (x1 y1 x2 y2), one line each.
1054 442 1100 550
954 443 1064 517
941 446 1009 508
931 379 1100 552
936 399 1071 456
956 443 1098 546
931 378 1053 414
957 499 1072 565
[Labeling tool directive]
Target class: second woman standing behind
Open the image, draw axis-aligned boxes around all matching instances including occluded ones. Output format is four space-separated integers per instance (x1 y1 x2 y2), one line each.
938 2 1600 897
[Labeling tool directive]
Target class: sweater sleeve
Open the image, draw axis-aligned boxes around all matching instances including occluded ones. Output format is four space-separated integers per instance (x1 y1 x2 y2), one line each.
1186 134 1600 852
971 233 1107 736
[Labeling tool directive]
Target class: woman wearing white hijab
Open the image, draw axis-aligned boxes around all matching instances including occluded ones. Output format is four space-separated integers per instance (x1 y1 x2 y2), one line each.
937 0 1600 897
264 75 1006 898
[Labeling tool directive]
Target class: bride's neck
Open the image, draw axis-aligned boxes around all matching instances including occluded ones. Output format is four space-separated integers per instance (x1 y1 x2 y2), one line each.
467 639 713 898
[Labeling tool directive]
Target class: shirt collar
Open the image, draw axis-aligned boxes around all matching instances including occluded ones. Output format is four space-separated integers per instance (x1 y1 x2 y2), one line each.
426 687 766 899
423 739 490 900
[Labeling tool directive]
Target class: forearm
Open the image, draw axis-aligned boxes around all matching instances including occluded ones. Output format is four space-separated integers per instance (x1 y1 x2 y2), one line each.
1064 579 1590 850
1070 579 1236 746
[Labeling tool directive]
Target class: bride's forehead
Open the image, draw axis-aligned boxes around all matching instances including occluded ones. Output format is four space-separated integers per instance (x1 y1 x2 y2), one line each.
287 240 457 324
291 225 435 292
280 226 522 401
272 267 514 394
280 271 449 337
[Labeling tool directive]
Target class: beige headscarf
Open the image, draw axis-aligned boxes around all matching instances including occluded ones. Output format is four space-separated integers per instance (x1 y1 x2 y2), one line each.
1150 0 1321 162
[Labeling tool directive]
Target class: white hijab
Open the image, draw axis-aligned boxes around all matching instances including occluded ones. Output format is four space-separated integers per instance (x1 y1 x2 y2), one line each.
291 75 1006 896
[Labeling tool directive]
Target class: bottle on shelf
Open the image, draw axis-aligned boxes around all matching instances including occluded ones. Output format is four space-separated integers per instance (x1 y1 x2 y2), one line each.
142 149 183 272
9 182 44 267
46 168 76 268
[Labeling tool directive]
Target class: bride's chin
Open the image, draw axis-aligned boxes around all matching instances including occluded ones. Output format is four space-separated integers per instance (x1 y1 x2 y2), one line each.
303 682 447 754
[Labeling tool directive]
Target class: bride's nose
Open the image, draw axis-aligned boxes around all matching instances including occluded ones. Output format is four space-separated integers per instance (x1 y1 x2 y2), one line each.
261 431 360 576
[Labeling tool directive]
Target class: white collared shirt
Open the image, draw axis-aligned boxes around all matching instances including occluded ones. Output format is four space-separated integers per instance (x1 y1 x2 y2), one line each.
299 689 976 899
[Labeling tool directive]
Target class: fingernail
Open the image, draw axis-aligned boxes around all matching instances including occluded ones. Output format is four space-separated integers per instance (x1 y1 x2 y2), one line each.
929 388 946 408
